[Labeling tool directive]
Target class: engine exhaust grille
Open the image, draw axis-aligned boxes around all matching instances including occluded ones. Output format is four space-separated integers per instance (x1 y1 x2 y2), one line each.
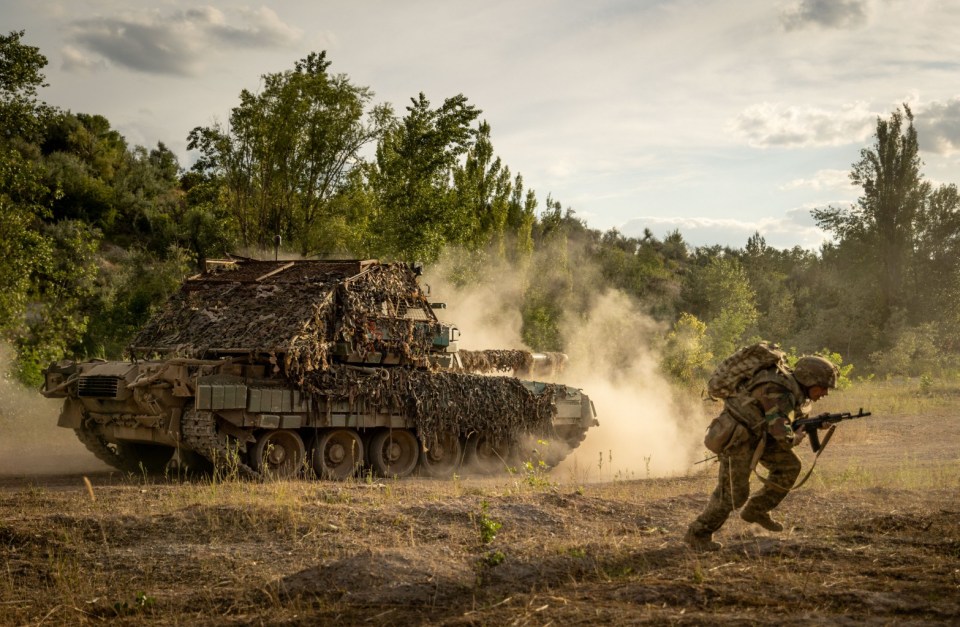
78 376 123 399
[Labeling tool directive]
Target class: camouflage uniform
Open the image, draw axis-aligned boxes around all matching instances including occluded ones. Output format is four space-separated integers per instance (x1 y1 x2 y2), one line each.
688 368 809 541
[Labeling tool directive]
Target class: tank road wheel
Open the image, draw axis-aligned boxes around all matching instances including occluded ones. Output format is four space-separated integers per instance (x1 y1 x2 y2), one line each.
465 433 513 475
312 429 364 480
419 432 463 478
250 430 306 479
368 429 419 478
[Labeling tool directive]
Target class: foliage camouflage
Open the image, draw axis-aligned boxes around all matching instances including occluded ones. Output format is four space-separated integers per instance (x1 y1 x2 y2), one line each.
298 366 562 448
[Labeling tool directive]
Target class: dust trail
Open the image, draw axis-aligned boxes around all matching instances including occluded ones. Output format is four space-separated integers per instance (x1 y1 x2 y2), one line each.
555 290 706 482
426 253 708 483
424 265 526 352
0 344 109 475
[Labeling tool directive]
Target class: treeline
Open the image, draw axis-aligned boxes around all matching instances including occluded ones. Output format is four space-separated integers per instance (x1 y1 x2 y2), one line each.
2 30 958 386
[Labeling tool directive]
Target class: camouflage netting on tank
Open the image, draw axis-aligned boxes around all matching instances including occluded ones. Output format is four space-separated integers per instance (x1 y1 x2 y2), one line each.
457 350 568 377
131 260 344 359
299 366 562 445
458 349 534 374
130 261 439 378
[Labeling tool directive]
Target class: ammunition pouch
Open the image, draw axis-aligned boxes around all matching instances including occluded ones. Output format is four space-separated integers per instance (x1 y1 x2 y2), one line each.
703 411 752 455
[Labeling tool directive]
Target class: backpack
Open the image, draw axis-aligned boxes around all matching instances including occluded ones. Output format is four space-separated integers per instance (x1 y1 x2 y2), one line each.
706 342 789 400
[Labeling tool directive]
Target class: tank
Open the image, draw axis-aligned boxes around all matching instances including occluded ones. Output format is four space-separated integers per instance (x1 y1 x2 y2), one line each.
40 258 598 480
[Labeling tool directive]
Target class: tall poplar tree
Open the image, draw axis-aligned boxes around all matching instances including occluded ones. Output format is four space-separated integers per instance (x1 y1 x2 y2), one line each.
813 105 929 330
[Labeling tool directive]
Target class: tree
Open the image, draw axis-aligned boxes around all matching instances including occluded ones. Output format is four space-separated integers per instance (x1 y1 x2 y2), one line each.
188 51 390 253
913 183 960 350
450 121 512 251
0 30 52 335
368 92 480 262
682 254 759 359
14 220 101 385
0 30 50 142
813 105 929 328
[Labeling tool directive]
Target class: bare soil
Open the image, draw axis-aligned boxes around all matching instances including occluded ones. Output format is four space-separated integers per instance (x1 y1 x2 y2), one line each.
1 407 958 625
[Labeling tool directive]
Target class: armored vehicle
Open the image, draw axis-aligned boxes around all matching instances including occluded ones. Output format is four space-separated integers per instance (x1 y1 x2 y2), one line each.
41 258 597 479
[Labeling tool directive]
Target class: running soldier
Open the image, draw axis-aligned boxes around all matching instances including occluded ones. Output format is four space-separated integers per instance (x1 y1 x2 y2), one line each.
685 354 839 551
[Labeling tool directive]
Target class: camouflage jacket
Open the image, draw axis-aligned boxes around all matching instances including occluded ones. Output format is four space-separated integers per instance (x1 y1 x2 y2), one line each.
724 367 810 447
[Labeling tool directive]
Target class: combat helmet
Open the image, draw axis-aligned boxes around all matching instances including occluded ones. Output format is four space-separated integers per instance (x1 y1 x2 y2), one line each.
793 355 839 389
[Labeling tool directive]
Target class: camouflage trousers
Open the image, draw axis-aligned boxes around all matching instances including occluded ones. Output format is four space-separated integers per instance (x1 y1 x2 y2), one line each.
689 435 801 536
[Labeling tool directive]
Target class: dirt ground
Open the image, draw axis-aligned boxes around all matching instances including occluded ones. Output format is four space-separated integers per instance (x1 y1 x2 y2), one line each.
0 403 958 625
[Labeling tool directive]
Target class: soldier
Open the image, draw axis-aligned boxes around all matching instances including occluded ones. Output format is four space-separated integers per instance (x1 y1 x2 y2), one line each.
684 355 839 551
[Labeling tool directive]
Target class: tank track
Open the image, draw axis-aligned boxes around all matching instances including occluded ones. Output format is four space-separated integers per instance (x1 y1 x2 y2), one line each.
74 427 143 473
180 409 261 479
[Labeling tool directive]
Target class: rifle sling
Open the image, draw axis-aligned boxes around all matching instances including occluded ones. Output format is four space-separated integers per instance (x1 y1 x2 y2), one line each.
752 424 837 492
791 424 836 490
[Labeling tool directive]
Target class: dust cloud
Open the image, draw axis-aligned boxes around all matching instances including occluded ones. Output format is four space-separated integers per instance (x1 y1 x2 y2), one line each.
426 253 708 483
0 344 108 475
555 290 706 482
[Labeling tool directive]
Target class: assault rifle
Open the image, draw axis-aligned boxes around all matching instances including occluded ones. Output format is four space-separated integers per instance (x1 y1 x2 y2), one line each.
793 408 871 453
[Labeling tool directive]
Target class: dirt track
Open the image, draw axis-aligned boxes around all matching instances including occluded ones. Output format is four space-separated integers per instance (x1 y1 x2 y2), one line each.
0 406 958 625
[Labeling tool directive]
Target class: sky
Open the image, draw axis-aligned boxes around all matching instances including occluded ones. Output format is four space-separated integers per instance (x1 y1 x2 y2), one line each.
4 0 960 250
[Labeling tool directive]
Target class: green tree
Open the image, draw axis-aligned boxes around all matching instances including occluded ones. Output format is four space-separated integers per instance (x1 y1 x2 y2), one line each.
661 312 712 384
368 92 480 262
188 51 390 253
682 254 759 359
450 121 513 251
813 105 929 329
739 232 800 341
0 30 52 335
82 247 190 358
14 220 101 385
0 30 50 142
0 149 49 334
913 183 960 350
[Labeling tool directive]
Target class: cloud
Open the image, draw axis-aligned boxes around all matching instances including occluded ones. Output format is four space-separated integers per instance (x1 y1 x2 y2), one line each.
188 6 300 48
66 6 301 76
59 45 108 73
619 208 831 250
779 168 852 192
780 0 869 32
915 97 960 156
729 101 875 148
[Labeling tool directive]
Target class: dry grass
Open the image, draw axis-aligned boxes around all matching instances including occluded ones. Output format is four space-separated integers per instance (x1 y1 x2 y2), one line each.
1 378 958 625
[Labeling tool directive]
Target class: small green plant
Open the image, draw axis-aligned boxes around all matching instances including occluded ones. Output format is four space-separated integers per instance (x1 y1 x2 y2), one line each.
919 373 933 395
567 547 586 558
480 550 506 567
474 500 502 545
514 440 554 488
692 565 705 584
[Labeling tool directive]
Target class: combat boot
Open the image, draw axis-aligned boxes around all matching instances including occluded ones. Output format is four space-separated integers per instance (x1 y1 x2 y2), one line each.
740 508 784 532
684 527 722 551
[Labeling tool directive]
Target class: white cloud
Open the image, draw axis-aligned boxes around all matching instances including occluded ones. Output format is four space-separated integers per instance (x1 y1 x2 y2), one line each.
59 45 107 73
780 0 869 32
619 208 831 250
780 168 852 192
729 101 876 148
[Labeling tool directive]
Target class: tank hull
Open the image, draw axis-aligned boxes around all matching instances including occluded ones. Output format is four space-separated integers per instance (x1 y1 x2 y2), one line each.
44 357 596 479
